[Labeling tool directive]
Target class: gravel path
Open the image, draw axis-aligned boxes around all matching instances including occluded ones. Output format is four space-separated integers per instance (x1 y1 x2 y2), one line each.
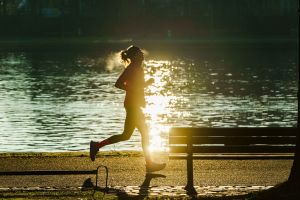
0 152 292 189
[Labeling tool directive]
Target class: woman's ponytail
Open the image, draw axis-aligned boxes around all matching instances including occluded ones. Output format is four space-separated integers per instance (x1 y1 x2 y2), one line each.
120 46 144 64
121 50 129 62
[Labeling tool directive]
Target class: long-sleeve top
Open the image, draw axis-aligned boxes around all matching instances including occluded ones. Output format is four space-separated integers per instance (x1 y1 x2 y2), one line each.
115 64 146 108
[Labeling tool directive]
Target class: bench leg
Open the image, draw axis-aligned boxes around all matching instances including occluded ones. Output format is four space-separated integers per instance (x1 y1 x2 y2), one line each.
185 156 196 194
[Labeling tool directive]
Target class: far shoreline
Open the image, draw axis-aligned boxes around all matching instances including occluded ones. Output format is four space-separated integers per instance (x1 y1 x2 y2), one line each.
0 36 297 52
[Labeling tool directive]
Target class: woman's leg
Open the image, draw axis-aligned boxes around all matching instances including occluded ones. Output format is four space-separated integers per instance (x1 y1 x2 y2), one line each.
96 108 136 148
136 108 166 172
90 108 136 161
135 108 152 165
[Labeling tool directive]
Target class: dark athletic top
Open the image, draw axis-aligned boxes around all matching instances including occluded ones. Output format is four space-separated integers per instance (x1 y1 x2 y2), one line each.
116 64 146 108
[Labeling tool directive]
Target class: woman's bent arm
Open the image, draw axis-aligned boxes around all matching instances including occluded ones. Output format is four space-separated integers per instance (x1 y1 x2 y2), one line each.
115 69 129 90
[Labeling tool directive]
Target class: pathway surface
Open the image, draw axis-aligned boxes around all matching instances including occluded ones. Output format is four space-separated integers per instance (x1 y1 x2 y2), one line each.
0 153 293 198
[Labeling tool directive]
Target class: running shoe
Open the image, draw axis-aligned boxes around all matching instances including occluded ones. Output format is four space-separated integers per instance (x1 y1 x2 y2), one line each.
146 162 166 173
89 141 99 161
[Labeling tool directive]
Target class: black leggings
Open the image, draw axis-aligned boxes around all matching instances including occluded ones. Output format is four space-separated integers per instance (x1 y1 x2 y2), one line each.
107 107 149 145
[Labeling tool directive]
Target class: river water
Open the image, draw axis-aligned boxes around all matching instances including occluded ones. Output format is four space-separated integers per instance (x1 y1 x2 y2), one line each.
0 47 298 152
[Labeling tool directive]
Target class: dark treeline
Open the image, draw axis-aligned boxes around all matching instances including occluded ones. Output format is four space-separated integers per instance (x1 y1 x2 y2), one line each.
0 0 298 38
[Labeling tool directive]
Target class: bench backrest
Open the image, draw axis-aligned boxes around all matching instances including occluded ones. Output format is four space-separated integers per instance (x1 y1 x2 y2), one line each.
169 127 297 154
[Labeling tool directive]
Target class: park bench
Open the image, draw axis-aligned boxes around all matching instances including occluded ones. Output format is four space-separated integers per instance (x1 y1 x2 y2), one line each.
169 127 298 192
0 165 108 189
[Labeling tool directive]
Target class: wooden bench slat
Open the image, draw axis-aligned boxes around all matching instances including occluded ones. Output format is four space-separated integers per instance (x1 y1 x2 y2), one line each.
169 136 296 145
169 145 295 154
169 127 298 190
169 154 295 160
170 127 298 137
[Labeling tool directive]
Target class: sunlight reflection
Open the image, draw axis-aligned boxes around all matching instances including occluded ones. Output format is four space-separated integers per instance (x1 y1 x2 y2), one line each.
144 60 174 152
0 51 297 152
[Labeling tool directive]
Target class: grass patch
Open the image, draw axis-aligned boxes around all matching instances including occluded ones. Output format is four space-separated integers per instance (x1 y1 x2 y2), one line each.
0 190 117 200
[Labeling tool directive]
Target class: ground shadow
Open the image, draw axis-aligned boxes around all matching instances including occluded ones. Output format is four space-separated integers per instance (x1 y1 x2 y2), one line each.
81 178 94 190
86 179 300 200
247 181 299 200
185 185 198 197
138 173 167 197
97 173 166 200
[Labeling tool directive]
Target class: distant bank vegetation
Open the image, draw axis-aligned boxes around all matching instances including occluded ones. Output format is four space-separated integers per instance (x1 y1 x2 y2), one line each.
0 0 298 38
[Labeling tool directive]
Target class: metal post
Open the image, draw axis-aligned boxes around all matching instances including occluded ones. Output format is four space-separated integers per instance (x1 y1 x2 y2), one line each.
96 165 109 190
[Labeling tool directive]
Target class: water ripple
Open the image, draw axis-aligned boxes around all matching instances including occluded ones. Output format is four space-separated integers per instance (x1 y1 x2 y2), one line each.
0 50 298 152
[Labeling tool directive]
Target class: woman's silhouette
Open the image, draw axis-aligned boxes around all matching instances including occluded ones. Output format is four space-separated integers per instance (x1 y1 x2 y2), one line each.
90 45 166 173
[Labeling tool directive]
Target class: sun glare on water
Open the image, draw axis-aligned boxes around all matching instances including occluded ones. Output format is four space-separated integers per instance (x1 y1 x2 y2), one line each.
143 60 177 152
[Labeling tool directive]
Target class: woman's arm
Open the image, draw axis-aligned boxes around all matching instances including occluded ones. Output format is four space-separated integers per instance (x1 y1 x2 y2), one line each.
115 67 153 90
115 68 130 90
144 78 154 88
